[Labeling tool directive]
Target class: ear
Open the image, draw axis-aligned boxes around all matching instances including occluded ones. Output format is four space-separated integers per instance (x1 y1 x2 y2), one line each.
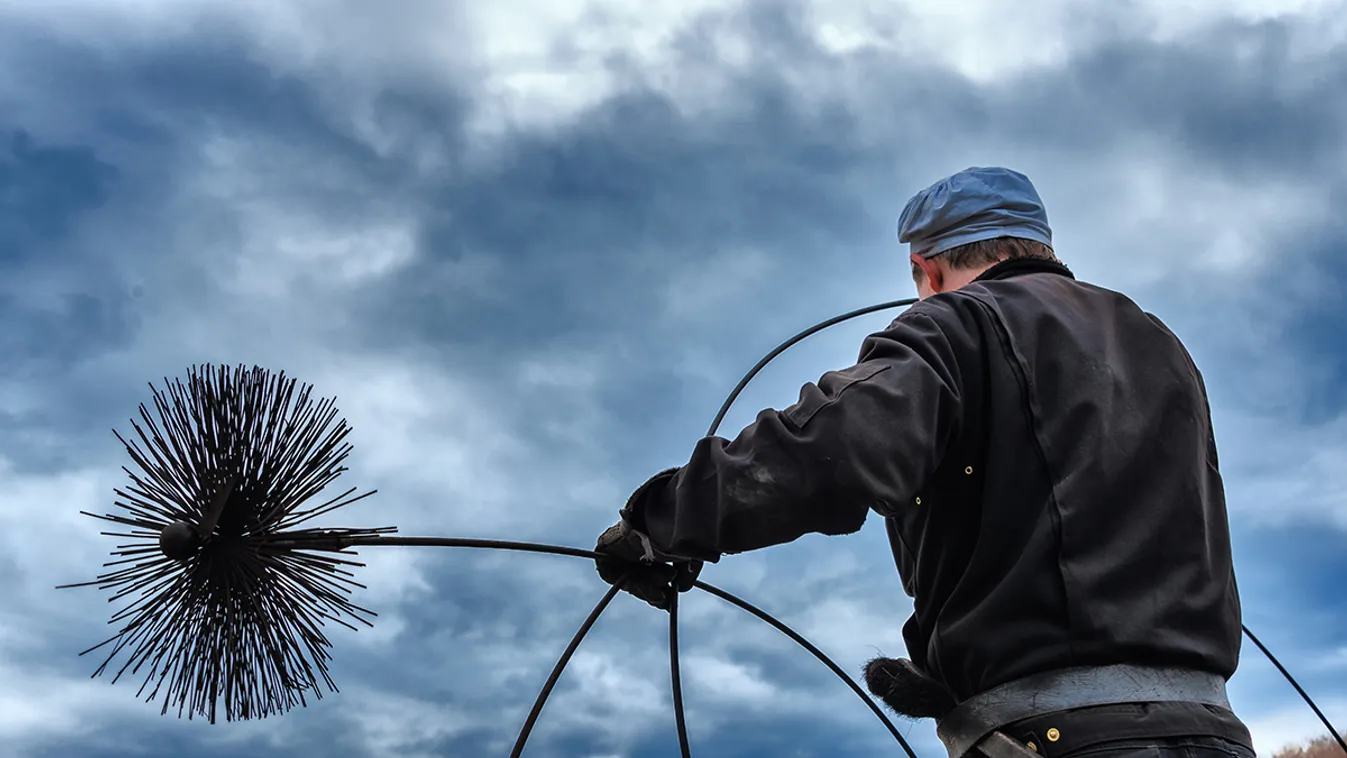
910 253 943 293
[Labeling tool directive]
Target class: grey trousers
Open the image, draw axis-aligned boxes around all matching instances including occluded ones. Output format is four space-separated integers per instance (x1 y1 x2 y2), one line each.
1028 735 1257 758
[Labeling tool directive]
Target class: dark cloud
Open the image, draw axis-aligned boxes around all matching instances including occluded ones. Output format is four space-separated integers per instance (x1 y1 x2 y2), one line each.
0 291 141 366
346 6 1347 438
1231 521 1347 718
0 287 146 473
1240 523 1347 642
18 711 368 758
1273 211 1347 423
9 3 1347 450
0 130 119 259
386 83 880 358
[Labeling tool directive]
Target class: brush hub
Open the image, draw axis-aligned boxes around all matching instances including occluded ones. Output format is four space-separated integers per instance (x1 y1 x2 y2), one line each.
159 521 202 561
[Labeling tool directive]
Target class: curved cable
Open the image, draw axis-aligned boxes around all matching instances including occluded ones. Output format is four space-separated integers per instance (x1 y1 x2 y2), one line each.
692 580 914 753
1243 624 1346 754
669 593 692 758
705 299 918 438
509 581 625 758
337 535 913 756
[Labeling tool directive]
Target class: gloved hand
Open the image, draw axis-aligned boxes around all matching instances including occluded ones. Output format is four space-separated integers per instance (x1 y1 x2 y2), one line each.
594 517 702 610
594 467 704 611
863 656 958 719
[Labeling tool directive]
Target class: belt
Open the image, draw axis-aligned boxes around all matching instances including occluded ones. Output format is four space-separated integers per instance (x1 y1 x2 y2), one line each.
935 664 1231 758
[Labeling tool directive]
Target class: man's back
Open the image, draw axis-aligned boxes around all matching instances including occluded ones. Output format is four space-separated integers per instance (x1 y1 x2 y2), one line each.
596 165 1253 758
889 258 1242 703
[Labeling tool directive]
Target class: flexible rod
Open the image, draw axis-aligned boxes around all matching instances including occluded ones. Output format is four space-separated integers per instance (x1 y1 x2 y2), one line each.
509 581 625 758
1243 624 1346 753
336 534 915 757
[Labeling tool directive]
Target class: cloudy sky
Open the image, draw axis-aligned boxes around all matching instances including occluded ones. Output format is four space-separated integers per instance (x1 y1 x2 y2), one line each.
3 0 1346 756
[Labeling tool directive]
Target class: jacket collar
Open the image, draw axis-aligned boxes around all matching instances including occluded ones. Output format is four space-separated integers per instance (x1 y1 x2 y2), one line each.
973 258 1075 283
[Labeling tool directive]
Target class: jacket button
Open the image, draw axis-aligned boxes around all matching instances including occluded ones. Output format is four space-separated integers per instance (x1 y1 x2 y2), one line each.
1046 728 1061 742
1027 743 1038 753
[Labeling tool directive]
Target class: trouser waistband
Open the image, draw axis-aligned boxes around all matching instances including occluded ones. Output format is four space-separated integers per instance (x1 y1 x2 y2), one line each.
935 664 1231 758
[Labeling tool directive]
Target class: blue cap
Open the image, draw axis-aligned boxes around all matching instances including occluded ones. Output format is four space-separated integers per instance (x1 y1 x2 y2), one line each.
897 167 1053 258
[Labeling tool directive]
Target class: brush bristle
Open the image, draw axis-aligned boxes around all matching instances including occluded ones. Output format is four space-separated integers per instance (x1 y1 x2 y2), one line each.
63 364 395 723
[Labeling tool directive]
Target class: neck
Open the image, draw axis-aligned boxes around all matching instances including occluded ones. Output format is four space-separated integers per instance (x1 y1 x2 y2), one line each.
939 262 999 292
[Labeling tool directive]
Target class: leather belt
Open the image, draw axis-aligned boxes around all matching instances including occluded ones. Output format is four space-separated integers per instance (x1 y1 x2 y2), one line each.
935 664 1231 758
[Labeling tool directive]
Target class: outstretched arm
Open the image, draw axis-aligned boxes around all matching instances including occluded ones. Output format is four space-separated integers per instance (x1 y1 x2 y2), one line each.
626 307 969 563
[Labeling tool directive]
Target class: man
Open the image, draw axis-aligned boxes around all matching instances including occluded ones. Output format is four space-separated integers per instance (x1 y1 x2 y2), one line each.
594 167 1254 758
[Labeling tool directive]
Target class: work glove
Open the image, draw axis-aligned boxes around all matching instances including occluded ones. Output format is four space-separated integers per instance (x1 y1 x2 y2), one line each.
863 656 958 720
594 468 704 611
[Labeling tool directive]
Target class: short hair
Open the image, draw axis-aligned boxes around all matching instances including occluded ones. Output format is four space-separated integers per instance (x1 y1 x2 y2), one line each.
911 236 1059 282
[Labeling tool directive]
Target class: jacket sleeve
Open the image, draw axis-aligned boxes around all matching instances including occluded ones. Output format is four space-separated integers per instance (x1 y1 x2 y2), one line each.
630 307 968 563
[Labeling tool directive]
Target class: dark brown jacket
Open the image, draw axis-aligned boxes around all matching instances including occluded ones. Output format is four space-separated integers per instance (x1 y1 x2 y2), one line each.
629 259 1242 720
